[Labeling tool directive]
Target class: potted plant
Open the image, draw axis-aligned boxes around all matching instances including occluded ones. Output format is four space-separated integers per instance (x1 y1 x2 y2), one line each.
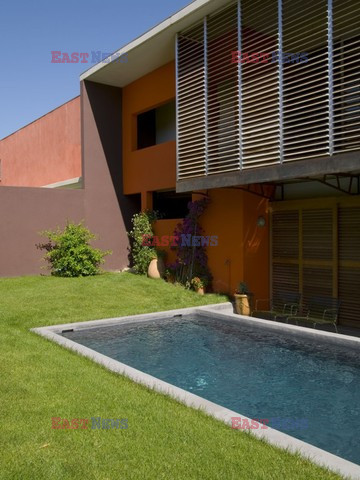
148 250 166 279
191 276 208 295
234 281 252 315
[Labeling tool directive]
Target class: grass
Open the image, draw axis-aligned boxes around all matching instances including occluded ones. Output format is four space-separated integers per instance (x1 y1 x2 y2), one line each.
0 273 341 480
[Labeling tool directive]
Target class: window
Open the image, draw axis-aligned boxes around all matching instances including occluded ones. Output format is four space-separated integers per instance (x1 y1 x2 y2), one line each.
153 190 192 219
136 100 176 150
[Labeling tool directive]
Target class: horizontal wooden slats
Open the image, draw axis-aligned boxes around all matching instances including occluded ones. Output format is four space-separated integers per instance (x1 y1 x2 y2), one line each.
339 206 360 262
207 2 240 175
339 267 360 327
272 263 300 297
272 201 360 326
176 0 360 181
302 209 333 260
272 210 299 258
333 0 360 154
282 0 329 162
177 22 206 180
302 267 333 306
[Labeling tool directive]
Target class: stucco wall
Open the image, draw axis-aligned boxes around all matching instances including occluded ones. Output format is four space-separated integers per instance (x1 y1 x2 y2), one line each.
0 186 85 276
0 97 81 187
122 62 176 199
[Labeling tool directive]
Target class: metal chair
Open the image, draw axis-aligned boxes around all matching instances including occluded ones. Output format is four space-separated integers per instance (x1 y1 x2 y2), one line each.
286 296 341 333
252 292 301 322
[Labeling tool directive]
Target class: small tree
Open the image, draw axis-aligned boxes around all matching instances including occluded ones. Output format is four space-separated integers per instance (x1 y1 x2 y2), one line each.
128 210 158 275
37 222 111 277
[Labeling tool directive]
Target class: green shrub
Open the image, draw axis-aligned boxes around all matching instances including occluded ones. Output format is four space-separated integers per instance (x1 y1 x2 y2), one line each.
37 222 111 277
128 211 158 275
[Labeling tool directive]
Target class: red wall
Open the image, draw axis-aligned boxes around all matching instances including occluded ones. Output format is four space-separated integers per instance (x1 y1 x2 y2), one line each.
0 97 81 187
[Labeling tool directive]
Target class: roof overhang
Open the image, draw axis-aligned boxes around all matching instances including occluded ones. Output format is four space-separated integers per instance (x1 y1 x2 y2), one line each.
80 0 230 87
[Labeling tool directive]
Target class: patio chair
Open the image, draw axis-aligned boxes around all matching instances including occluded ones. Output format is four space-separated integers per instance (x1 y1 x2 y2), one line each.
286 296 341 333
252 292 301 322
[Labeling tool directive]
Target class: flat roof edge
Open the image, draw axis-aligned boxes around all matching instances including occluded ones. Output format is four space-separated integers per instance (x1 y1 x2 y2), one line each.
79 0 211 81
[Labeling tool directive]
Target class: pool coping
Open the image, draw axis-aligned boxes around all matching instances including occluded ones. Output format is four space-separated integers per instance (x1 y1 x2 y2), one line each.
31 302 360 480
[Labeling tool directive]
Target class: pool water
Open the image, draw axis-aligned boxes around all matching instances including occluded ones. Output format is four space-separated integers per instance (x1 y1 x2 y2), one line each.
62 315 360 464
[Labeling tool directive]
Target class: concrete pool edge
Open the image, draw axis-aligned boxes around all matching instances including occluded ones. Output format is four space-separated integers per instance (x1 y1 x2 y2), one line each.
31 302 360 480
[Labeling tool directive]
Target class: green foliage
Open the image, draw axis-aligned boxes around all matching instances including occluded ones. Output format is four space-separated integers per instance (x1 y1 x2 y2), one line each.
128 210 159 275
236 281 250 294
37 222 111 277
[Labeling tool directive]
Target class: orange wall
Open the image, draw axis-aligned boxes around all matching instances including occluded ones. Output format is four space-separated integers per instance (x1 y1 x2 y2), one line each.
0 97 81 187
151 189 270 300
122 62 176 200
152 218 179 266
196 189 270 300
121 61 270 300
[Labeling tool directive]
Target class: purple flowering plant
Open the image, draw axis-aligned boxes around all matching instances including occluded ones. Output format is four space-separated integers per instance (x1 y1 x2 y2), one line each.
167 198 212 287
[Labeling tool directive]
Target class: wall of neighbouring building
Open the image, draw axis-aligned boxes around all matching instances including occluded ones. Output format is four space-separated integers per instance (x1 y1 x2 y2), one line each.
0 96 81 187
0 186 85 276
0 83 139 277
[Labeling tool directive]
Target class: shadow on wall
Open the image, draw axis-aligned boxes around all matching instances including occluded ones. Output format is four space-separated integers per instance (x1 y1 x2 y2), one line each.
82 80 141 270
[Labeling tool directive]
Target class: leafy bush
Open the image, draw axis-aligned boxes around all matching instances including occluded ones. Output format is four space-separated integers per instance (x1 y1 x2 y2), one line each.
37 222 111 277
128 210 159 275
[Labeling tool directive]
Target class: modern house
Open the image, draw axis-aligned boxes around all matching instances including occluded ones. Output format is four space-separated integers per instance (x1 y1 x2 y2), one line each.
1 0 359 327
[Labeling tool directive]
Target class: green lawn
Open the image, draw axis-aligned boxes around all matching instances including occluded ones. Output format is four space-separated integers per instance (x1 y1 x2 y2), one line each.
0 273 341 479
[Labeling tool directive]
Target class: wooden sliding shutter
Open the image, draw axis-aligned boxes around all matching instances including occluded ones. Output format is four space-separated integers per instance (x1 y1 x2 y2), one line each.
302 208 334 305
338 206 360 327
272 199 360 327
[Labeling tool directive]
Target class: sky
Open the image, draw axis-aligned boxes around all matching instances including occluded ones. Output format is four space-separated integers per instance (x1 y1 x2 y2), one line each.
0 0 191 139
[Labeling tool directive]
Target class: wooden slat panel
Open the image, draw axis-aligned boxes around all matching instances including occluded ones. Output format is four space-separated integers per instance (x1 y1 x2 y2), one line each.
282 0 329 162
242 0 279 169
338 267 360 327
207 2 240 175
302 267 333 306
177 22 206 179
333 0 360 154
272 263 299 297
272 210 299 258
339 206 360 262
302 208 333 260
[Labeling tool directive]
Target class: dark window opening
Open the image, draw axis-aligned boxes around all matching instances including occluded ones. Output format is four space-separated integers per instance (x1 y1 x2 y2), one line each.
137 109 156 149
137 101 176 150
153 190 192 219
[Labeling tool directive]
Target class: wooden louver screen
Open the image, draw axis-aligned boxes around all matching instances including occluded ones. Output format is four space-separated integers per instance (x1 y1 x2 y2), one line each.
241 0 279 169
176 0 360 181
207 2 240 175
333 0 360 154
338 206 360 327
282 0 329 162
177 22 206 179
272 202 360 327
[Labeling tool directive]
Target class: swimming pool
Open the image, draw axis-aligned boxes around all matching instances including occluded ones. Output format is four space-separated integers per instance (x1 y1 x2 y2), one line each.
33 303 360 479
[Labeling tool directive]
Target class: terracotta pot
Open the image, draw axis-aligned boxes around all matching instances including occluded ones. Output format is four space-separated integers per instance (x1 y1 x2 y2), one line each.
148 258 165 279
196 287 205 295
234 294 251 315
